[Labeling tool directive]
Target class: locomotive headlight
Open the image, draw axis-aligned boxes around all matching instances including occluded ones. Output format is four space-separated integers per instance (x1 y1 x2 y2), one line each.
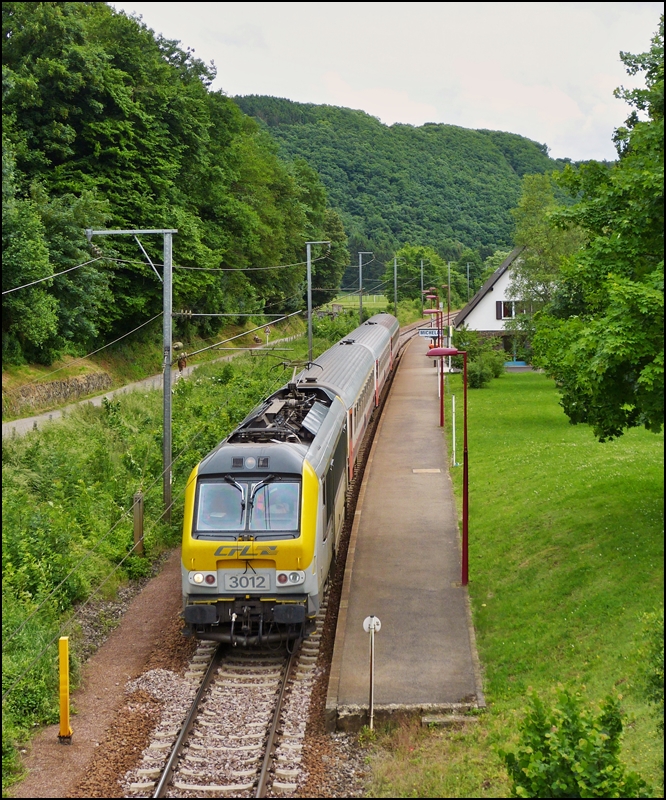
289 572 302 584
190 571 216 586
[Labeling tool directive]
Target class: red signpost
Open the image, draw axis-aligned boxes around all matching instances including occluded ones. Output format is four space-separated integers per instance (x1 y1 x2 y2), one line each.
427 347 468 586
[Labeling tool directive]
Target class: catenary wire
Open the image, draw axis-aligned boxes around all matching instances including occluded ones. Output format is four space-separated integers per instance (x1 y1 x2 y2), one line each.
2 257 104 295
3 252 329 297
104 255 327 272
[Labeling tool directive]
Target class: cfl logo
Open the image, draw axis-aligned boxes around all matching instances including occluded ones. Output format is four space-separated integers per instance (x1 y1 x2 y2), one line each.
214 545 278 557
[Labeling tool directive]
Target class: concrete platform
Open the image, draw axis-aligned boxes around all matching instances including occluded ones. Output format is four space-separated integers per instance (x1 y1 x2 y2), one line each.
326 335 485 731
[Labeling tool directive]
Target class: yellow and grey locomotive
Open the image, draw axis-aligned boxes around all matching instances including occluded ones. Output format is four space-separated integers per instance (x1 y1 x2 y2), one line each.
181 313 400 645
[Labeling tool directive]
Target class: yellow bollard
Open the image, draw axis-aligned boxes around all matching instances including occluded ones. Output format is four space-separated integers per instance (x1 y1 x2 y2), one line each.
58 636 73 743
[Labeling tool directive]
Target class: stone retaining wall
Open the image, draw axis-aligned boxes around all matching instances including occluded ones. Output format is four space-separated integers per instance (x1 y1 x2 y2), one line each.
3 372 113 417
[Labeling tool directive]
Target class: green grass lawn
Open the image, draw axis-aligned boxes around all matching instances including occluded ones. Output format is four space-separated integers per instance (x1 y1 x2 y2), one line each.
330 295 428 327
330 293 390 312
367 371 664 797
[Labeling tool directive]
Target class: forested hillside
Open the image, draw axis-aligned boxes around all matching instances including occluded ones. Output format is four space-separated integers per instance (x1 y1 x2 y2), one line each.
2 2 347 366
234 95 572 279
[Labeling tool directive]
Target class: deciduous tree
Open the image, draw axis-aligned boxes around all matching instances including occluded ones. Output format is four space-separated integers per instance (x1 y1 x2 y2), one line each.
510 174 585 305
532 17 664 440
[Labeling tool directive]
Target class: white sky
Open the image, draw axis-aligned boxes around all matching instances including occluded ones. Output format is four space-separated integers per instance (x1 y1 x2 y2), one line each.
110 2 662 161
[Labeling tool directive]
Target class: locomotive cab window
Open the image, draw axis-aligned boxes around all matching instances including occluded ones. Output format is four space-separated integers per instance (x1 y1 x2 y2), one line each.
249 481 299 534
196 481 244 533
194 476 300 540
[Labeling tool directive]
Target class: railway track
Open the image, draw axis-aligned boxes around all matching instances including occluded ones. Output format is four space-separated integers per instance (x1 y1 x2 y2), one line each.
122 599 327 798
121 323 422 799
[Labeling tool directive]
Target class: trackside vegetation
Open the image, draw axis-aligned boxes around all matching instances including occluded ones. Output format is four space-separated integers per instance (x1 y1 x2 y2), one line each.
365 372 663 797
1 313 360 792
2 314 302 421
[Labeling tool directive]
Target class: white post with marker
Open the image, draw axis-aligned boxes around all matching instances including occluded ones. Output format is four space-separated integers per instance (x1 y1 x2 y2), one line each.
363 615 381 729
452 395 457 466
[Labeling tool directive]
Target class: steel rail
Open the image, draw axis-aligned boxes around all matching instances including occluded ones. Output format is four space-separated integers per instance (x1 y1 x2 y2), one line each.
255 646 300 798
152 645 225 798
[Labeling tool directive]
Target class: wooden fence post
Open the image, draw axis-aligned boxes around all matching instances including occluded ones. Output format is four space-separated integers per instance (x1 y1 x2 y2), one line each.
133 490 144 556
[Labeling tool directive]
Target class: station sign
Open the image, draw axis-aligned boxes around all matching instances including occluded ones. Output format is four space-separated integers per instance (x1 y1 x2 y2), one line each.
418 329 439 337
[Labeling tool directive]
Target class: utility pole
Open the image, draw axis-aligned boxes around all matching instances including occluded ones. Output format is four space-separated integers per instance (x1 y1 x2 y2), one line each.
393 257 398 317
420 259 424 318
306 240 330 363
447 262 452 329
467 262 470 301
86 228 177 520
358 252 372 325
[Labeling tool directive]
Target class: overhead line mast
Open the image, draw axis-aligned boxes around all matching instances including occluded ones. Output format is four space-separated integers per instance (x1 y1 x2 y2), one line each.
86 228 177 521
305 241 330 363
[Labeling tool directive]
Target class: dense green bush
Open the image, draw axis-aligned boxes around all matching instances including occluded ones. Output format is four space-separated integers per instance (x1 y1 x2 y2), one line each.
501 689 651 798
311 310 361 343
452 326 505 388
484 349 508 379
467 357 494 389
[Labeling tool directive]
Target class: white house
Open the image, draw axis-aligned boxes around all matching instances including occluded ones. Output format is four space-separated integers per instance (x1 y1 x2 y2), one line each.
453 246 525 349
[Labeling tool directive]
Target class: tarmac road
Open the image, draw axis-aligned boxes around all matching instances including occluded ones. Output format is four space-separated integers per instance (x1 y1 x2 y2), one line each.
2 337 298 439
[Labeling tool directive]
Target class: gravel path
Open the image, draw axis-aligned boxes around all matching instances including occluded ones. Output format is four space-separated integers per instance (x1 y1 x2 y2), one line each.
2 336 299 438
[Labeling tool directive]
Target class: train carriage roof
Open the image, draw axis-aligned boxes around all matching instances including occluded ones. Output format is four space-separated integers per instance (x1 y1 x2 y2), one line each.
298 343 375 409
349 322 393 359
295 313 398 409
193 314 398 463
364 313 400 336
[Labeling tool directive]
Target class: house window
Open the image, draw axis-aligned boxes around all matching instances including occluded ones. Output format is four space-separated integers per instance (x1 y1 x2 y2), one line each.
497 301 530 320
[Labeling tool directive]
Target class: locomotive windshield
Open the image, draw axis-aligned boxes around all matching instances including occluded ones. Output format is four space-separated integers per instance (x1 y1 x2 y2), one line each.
195 477 300 540
197 481 244 532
